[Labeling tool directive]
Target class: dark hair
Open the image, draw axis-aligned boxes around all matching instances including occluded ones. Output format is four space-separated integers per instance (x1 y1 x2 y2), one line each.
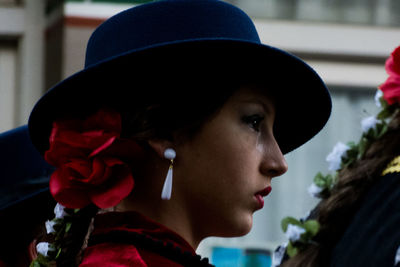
119 78 239 142
282 107 400 267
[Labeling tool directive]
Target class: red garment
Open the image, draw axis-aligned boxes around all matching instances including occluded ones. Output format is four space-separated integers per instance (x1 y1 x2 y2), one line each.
79 211 199 267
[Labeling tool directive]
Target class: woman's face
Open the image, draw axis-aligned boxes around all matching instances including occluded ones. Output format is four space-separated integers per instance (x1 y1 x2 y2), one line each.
174 85 288 238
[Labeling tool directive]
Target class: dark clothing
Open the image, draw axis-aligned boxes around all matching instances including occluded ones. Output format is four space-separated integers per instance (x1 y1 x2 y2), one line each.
330 170 400 267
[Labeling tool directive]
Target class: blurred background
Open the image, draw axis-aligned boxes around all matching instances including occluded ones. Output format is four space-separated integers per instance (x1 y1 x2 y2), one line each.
0 0 399 265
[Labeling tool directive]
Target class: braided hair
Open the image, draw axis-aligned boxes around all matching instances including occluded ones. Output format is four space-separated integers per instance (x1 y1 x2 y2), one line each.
281 108 400 267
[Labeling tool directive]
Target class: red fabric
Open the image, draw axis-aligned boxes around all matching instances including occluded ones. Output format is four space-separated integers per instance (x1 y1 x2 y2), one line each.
80 243 148 267
79 211 196 267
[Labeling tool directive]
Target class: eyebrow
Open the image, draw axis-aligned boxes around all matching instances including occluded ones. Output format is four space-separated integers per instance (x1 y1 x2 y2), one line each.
239 99 275 115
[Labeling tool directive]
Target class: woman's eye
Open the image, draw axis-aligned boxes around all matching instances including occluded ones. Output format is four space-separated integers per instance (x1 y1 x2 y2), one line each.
242 114 265 132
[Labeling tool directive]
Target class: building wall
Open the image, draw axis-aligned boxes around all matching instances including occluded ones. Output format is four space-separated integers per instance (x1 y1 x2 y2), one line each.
0 0 64 131
45 17 64 90
0 40 17 132
62 18 102 78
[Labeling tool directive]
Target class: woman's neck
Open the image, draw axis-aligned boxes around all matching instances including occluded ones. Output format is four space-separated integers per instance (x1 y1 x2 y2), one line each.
115 191 202 250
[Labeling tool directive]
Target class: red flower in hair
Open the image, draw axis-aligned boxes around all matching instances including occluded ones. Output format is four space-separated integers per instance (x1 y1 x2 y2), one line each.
45 109 139 209
380 46 400 105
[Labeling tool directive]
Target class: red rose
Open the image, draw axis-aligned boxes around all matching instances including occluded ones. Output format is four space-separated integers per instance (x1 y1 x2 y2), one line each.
380 46 400 105
45 109 139 209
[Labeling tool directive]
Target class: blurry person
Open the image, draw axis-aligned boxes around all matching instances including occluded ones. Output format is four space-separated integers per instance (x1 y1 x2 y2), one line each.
0 126 54 266
278 46 400 267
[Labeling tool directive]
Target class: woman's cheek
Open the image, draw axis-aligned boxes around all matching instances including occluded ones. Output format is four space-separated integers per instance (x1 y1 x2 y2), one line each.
256 133 265 153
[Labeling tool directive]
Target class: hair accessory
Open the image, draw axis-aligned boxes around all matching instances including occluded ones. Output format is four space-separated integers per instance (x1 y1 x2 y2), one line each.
161 148 176 200
44 108 138 209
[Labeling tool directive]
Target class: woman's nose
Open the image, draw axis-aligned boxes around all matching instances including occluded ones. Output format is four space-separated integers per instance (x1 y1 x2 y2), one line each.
260 138 288 178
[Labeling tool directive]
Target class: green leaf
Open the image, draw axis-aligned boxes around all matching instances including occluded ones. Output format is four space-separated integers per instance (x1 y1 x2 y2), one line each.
281 217 302 232
303 220 320 236
341 142 359 168
379 96 388 109
34 254 49 265
65 222 72 233
313 172 327 187
347 146 359 158
377 107 392 120
55 248 62 259
341 143 359 168
326 174 334 188
358 137 369 158
331 173 338 187
377 123 389 138
346 141 357 149
286 242 299 258
29 260 42 267
313 173 335 198
53 218 63 225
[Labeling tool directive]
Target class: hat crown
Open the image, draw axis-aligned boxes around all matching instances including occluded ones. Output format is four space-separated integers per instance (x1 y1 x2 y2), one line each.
85 0 260 68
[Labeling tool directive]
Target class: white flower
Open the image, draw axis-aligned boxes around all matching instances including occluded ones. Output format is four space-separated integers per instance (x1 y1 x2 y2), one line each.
285 224 306 243
375 90 383 108
45 220 56 234
272 242 287 267
395 246 400 265
54 203 67 219
361 116 380 133
326 142 350 171
36 242 51 257
307 182 323 198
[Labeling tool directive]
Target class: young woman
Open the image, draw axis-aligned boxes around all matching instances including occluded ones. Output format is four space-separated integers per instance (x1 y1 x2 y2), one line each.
27 0 331 266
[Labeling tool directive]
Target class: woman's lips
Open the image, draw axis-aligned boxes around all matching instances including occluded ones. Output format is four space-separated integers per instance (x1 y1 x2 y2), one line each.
254 186 272 209
257 186 272 197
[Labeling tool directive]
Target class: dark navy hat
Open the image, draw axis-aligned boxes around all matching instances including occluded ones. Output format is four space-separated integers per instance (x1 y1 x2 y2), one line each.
28 0 331 155
0 125 54 211
0 126 55 264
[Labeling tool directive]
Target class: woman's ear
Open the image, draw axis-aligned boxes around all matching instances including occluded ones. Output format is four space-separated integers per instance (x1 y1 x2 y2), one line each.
147 139 174 159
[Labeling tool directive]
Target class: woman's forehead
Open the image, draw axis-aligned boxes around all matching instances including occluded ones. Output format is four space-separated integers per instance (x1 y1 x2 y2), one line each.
229 85 276 112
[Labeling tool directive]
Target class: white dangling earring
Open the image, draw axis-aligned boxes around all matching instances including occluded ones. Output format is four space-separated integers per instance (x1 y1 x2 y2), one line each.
161 148 176 200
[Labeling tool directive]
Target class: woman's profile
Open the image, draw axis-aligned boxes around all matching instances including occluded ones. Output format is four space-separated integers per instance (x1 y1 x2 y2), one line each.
25 0 331 266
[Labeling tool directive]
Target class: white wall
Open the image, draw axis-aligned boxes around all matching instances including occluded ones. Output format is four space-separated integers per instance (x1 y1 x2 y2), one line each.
0 1 45 131
17 0 45 125
0 45 17 132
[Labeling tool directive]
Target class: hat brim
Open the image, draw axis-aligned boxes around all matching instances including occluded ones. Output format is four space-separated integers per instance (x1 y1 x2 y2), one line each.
0 125 54 210
29 39 331 155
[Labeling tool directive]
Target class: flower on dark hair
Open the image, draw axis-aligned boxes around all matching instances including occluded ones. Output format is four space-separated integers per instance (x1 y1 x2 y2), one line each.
326 142 349 171
45 109 140 209
280 217 320 258
279 45 400 264
380 45 400 105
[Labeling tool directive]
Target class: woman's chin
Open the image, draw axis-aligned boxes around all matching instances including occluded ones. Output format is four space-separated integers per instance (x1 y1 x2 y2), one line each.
218 215 253 237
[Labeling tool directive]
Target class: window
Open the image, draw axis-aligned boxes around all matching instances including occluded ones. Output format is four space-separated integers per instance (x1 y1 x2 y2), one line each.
226 0 400 27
